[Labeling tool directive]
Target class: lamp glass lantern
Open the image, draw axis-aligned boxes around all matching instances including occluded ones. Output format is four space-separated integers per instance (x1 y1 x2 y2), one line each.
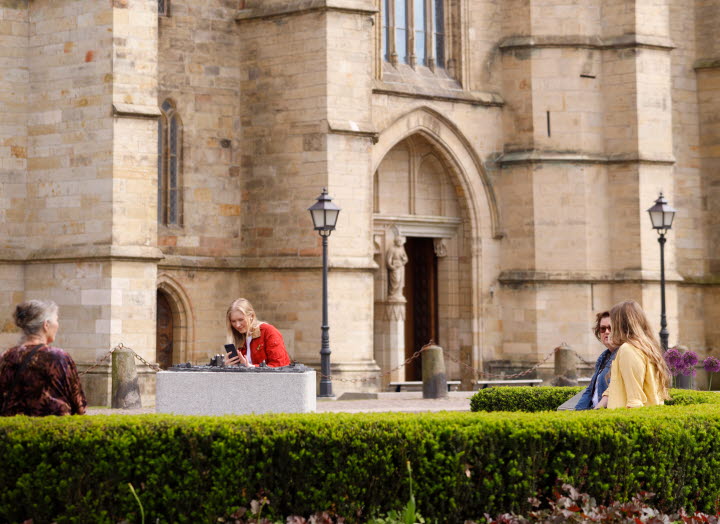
308 189 340 236
647 193 676 233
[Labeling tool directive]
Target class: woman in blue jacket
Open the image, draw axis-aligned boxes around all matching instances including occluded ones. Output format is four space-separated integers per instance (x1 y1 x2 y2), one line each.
575 311 617 410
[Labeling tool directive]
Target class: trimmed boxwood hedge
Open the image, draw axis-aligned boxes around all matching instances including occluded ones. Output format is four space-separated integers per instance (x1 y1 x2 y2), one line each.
469 386 720 412
2 399 720 523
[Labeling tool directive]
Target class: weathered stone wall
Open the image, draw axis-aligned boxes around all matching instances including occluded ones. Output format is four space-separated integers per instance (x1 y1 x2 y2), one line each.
0 1 28 349
157 0 243 259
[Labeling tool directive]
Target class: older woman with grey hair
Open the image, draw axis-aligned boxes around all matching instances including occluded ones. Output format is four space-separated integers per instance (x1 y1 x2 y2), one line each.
0 300 86 416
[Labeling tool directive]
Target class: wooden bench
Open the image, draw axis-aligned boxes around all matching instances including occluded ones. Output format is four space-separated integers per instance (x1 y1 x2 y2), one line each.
388 380 462 392
474 378 543 389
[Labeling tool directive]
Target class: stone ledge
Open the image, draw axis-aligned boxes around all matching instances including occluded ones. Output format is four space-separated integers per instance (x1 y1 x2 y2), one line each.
373 80 504 107
0 245 165 264
499 34 675 52
236 0 376 22
497 150 675 166
158 254 377 271
694 57 720 71
326 119 378 142
498 269 685 285
112 103 161 119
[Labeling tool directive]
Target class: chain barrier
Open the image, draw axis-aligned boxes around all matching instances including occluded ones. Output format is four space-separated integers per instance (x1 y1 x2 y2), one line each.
319 342 595 383
81 342 593 383
80 343 161 376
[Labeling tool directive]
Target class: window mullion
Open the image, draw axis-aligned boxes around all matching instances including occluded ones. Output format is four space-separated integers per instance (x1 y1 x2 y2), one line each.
408 0 416 67
388 0 398 65
426 0 435 70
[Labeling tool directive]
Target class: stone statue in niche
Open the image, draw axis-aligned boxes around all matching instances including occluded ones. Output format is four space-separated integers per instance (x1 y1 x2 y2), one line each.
386 236 408 300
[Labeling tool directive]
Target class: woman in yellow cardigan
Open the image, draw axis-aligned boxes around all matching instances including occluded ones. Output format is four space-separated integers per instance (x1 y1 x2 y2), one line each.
598 300 671 409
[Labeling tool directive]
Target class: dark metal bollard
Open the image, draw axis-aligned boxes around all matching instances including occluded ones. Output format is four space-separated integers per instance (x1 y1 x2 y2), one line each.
553 342 578 386
111 346 142 409
422 344 448 399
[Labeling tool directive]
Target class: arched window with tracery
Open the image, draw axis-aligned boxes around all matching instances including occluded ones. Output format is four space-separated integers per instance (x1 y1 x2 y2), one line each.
158 99 183 226
382 0 444 69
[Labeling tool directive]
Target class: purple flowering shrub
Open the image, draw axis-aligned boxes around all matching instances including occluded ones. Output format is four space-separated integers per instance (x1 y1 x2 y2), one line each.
664 347 698 377
665 347 720 390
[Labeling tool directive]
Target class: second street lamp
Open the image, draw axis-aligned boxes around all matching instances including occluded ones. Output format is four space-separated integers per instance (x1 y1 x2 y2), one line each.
647 192 676 351
308 188 341 397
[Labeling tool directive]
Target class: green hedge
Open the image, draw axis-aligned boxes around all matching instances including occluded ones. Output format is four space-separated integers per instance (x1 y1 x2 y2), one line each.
470 386 720 412
3 403 720 523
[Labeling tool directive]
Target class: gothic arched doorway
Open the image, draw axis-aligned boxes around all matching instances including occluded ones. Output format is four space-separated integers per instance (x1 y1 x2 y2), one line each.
373 134 467 387
156 290 174 369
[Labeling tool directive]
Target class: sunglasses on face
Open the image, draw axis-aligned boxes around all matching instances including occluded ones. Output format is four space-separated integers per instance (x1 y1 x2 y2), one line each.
599 326 611 333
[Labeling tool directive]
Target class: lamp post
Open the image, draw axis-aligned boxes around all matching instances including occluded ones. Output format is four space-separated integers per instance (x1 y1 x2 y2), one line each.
647 193 676 351
308 188 341 397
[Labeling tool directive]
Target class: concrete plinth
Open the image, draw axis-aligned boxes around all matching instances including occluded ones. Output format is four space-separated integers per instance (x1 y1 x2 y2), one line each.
156 370 317 415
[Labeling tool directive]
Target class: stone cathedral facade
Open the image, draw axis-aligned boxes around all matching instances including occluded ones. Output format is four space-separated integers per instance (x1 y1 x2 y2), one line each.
0 0 718 405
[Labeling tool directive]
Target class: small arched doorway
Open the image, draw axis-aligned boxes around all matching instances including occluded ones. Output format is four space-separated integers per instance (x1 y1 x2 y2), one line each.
156 290 174 369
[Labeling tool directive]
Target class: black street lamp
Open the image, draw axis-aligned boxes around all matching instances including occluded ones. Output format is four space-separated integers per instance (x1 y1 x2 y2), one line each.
647 192 676 351
308 188 341 397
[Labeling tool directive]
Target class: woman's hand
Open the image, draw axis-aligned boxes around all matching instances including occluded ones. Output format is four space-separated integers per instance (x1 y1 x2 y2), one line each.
594 396 608 409
225 353 249 367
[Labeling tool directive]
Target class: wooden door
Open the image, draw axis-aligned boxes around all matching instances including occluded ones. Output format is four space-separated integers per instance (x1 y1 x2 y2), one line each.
404 237 438 381
156 291 174 369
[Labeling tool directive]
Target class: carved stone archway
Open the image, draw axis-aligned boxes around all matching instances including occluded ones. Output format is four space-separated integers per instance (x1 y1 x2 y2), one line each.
156 273 195 365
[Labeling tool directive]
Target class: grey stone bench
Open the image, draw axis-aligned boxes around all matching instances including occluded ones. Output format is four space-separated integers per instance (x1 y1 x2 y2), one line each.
474 378 543 389
388 380 462 392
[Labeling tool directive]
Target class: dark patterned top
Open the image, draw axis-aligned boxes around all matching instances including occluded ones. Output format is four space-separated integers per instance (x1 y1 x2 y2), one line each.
0 344 87 416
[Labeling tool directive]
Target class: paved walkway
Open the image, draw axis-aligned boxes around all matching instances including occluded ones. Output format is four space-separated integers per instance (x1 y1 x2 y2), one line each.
86 392 474 415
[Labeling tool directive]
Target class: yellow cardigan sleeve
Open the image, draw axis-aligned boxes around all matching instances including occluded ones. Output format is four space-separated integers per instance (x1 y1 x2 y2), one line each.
614 344 648 408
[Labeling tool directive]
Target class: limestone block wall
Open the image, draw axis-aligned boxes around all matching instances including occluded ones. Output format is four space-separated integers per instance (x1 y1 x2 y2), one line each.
238 8 330 260
0 2 28 350
157 0 243 259
26 0 114 252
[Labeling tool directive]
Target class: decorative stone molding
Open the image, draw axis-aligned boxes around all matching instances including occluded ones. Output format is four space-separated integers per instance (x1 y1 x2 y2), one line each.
433 238 447 258
374 214 461 239
385 300 406 321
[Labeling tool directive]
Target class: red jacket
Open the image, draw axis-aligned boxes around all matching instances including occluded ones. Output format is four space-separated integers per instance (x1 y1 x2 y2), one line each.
239 323 291 367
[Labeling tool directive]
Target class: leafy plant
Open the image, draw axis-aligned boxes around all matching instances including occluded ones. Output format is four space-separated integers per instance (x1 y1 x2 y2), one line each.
367 461 425 524
128 483 144 524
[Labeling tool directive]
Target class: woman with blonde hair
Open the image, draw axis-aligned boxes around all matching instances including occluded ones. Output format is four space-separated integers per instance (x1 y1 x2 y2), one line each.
224 298 290 367
600 300 671 409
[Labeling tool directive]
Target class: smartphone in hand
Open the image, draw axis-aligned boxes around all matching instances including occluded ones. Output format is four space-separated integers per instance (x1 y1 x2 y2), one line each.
224 343 239 361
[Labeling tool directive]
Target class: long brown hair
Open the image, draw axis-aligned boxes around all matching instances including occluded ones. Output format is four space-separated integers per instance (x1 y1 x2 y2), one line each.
225 298 262 349
609 300 670 400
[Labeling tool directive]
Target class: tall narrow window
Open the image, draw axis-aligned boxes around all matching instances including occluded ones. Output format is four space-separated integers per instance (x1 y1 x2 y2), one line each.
158 99 183 226
433 0 444 68
381 0 445 69
382 0 390 62
395 0 408 64
414 0 426 65
158 0 169 16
